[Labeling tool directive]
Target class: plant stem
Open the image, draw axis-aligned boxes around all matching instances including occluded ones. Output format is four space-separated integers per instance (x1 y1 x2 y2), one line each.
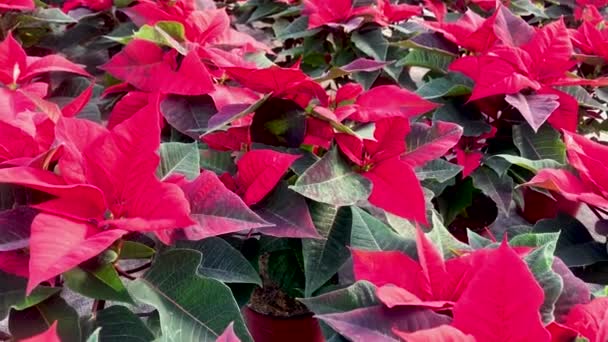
125 262 152 274
92 299 106 315
589 205 606 221
115 266 136 280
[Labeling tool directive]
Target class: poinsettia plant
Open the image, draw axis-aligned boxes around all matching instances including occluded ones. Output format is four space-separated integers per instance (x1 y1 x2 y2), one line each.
1 0 608 341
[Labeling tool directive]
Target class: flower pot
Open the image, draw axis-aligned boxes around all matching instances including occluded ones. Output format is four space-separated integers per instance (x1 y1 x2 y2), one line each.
519 188 581 224
243 306 325 342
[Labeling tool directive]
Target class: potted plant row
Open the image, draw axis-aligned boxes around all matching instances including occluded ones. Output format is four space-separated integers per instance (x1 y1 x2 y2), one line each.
1 0 608 341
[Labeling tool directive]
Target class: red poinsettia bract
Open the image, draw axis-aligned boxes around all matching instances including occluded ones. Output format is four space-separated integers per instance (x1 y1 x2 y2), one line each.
336 117 427 223
354 236 551 342
449 6 608 132
0 33 90 121
525 131 608 209
0 100 194 293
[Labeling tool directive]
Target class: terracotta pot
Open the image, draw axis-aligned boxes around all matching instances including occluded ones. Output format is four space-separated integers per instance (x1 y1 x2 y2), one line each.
243 307 325 342
519 188 581 224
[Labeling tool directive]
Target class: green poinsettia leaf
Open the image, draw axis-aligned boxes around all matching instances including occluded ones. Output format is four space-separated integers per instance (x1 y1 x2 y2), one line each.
511 232 562 324
352 28 388 61
156 142 201 181
176 238 262 285
397 49 455 73
290 148 372 207
416 159 463 183
350 207 415 254
534 214 608 267
94 305 155 342
9 295 81 342
300 281 379 341
0 270 59 320
128 249 252 341
118 241 156 260
512 124 566 163
416 73 473 99
471 166 514 216
303 203 353 297
64 263 132 303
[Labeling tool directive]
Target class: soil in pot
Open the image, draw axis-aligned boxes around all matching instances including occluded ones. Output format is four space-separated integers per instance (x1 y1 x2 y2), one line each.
245 255 324 342
245 285 324 342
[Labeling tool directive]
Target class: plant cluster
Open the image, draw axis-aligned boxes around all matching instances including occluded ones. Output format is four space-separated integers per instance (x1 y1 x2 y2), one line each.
1 0 608 341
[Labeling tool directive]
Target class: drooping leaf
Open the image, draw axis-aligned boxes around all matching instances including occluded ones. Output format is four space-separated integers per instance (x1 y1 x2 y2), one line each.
266 248 306 298
303 203 353 296
128 249 252 341
505 93 560 132
402 121 463 168
255 182 321 239
300 281 379 315
493 5 536 46
176 238 262 285
525 168 608 211
156 142 200 181
317 58 390 82
160 95 217 139
224 67 326 108
291 148 372 207
316 306 451 342
94 306 155 342
416 159 463 183
562 131 608 199
180 171 272 240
